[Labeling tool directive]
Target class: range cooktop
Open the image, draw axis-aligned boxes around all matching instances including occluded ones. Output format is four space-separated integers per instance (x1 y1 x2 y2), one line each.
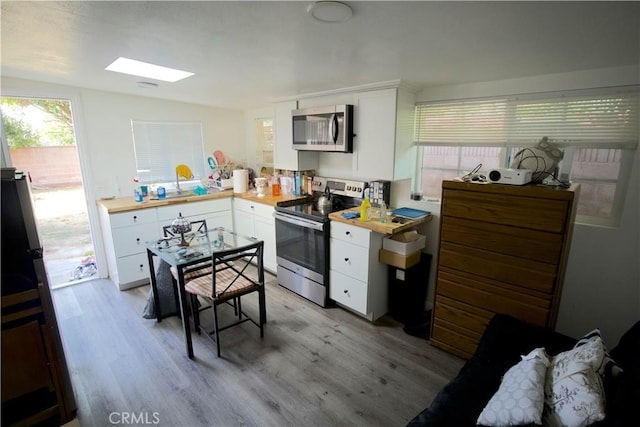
275 177 366 223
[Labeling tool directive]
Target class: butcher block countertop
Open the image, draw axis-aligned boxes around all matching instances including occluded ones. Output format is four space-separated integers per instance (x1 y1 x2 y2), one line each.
329 207 431 235
234 191 310 207
96 190 309 213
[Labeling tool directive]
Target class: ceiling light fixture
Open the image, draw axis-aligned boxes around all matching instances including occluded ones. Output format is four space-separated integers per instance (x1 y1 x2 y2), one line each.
307 1 352 23
105 57 194 82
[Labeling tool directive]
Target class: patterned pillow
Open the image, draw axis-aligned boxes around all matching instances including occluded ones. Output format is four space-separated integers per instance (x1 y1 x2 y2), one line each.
477 348 550 426
544 337 606 427
574 328 623 377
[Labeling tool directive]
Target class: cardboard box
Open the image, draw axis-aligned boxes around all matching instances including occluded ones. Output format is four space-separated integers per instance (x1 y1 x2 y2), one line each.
382 230 426 255
379 249 421 269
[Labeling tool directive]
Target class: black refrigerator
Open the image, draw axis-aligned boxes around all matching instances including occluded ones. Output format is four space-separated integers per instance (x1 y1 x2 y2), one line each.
1 167 77 425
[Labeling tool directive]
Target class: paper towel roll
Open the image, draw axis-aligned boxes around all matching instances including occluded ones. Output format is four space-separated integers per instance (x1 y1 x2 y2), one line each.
233 169 248 193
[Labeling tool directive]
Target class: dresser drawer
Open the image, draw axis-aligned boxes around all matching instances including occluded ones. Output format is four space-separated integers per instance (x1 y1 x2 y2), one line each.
330 239 370 281
439 242 557 293
440 216 563 264
330 270 367 315
436 269 551 326
433 296 492 336
109 209 157 228
331 221 371 247
442 189 568 233
431 323 478 360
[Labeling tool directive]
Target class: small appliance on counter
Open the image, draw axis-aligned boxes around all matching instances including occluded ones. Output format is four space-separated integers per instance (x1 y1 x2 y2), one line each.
367 180 391 207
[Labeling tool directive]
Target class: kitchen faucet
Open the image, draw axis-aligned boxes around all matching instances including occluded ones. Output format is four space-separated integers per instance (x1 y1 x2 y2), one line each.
175 164 193 194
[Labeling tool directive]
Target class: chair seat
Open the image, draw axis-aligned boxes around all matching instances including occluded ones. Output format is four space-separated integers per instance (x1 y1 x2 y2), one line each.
170 262 213 281
185 266 258 301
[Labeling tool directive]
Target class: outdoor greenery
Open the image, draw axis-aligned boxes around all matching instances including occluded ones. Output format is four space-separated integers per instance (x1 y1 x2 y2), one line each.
3 115 41 147
1 98 75 146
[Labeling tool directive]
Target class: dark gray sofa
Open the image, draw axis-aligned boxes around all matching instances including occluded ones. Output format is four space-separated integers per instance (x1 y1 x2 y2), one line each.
408 314 640 426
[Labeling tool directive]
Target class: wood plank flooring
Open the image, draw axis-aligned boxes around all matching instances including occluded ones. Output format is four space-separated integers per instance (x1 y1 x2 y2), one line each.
51 273 464 427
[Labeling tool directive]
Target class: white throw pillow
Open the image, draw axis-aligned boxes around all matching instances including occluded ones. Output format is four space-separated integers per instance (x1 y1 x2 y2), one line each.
477 348 550 426
544 337 606 427
574 328 623 377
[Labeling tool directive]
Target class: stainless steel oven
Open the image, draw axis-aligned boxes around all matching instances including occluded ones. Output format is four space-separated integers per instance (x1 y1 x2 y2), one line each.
274 210 329 307
274 177 368 308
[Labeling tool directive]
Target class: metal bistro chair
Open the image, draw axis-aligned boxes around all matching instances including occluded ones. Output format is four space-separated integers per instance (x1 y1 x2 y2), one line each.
184 239 266 357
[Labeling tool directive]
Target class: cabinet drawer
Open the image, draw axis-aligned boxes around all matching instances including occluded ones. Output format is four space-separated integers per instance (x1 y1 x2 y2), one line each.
442 189 568 233
157 198 232 221
440 216 563 264
439 242 557 293
116 253 151 285
330 239 369 281
331 221 370 247
330 270 367 315
436 269 551 326
112 223 159 257
110 209 157 228
233 198 274 218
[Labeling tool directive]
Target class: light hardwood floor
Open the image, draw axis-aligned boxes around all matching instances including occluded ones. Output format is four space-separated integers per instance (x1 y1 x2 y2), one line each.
52 274 464 427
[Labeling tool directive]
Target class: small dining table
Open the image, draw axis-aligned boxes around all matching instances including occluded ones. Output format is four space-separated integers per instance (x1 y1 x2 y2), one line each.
145 226 260 359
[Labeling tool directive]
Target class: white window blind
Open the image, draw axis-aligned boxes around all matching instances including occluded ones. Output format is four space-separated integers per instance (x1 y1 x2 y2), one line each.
414 86 640 148
132 121 205 183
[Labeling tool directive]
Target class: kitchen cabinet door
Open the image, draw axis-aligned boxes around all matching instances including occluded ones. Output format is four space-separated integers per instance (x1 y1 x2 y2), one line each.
273 100 318 171
233 209 255 239
353 88 397 181
232 198 277 273
254 215 277 273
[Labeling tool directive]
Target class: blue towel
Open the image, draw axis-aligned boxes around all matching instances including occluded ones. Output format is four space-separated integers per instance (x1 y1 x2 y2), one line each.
342 212 360 219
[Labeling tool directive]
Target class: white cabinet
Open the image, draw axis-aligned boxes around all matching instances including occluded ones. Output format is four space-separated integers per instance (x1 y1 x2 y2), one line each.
232 198 277 273
353 88 397 181
99 197 234 291
329 222 387 321
98 207 158 290
273 100 318 171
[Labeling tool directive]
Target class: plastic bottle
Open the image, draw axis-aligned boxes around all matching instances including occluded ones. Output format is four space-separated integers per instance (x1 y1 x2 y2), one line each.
359 197 371 222
379 200 387 223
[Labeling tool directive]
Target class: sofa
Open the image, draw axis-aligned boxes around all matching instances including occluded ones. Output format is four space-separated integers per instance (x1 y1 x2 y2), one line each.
408 313 640 426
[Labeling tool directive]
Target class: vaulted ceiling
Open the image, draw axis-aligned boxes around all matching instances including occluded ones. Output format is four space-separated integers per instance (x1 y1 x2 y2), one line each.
2 1 638 110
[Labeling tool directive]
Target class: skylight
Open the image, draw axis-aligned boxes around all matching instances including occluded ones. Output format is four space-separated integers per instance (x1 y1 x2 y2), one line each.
105 57 194 82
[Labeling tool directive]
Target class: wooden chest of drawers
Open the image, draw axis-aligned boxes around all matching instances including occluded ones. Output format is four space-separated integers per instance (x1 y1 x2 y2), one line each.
430 180 579 359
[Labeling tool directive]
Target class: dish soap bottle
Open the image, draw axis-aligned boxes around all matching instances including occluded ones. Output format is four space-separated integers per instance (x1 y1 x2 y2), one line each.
359 196 371 222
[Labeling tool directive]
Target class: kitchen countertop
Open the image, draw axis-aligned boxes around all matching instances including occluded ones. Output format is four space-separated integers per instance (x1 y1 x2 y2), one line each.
328 207 431 235
234 191 311 207
96 190 309 213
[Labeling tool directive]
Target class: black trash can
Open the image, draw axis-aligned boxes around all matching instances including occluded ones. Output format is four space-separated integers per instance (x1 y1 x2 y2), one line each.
388 253 432 338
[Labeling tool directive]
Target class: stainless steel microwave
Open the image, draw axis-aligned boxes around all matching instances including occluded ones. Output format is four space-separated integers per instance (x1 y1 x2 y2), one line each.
292 104 354 153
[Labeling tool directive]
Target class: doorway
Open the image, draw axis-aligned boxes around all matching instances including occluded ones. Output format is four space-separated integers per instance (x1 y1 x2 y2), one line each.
1 97 97 288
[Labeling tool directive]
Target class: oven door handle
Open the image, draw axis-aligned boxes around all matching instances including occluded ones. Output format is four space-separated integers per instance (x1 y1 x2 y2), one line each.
273 212 325 231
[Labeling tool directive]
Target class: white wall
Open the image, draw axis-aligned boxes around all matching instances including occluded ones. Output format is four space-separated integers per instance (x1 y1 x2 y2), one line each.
414 66 640 346
2 77 245 280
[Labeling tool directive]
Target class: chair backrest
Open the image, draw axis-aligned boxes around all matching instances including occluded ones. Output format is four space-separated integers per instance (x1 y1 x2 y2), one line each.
211 240 264 299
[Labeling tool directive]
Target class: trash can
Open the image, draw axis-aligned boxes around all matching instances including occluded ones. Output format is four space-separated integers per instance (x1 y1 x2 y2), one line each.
388 252 432 337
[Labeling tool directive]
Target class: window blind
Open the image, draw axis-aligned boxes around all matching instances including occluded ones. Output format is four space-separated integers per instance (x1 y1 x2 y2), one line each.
132 121 205 183
414 86 639 148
